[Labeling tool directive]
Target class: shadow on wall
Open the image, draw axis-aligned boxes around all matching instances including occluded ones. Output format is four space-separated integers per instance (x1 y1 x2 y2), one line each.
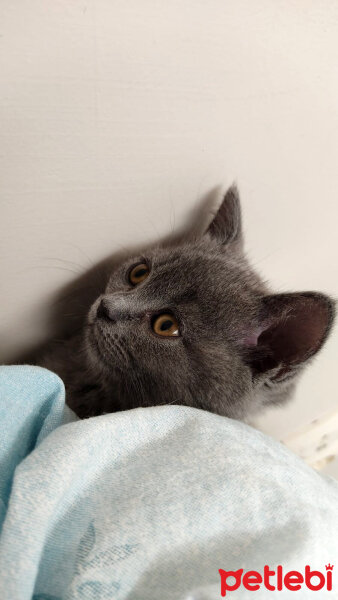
11 186 222 365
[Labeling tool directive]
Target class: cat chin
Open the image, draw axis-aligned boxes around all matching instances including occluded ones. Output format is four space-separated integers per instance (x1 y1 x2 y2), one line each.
84 325 109 372
84 324 126 381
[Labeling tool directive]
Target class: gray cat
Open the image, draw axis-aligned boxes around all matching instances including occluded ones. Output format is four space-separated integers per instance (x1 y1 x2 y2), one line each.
38 187 335 419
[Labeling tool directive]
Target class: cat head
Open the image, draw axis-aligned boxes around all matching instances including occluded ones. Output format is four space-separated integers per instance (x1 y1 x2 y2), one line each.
84 187 335 419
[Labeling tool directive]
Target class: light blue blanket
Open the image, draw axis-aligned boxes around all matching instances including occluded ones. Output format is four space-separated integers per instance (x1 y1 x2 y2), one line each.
0 366 337 599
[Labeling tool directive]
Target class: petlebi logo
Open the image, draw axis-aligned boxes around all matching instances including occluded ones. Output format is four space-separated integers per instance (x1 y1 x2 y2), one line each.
218 564 334 596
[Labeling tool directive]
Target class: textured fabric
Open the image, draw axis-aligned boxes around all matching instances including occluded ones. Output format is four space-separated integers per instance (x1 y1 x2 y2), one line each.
0 365 337 599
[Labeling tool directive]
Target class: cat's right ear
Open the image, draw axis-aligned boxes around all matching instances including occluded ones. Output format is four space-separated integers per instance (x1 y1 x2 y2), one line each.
206 185 242 247
242 292 335 384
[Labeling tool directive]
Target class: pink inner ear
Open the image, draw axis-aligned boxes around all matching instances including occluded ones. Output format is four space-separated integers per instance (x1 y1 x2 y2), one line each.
240 324 267 348
257 294 332 366
260 296 331 365
238 293 334 378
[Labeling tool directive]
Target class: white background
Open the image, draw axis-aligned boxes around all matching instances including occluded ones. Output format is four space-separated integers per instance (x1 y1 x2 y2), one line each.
1 1 337 467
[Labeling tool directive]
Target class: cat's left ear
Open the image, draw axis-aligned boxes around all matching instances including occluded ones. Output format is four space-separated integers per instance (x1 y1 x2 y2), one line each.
206 185 242 246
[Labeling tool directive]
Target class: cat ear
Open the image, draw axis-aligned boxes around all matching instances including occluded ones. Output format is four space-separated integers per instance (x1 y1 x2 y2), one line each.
244 292 335 382
206 185 242 246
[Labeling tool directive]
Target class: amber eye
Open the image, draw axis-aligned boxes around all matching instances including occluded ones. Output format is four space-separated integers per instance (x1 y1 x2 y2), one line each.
152 313 180 337
129 263 150 285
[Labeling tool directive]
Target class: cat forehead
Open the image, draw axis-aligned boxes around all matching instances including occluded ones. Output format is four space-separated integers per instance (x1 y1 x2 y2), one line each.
149 243 254 287
144 249 227 294
126 245 252 306
148 243 228 276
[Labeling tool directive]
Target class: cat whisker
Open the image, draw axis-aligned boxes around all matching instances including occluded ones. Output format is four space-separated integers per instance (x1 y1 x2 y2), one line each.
33 265 82 276
40 256 86 270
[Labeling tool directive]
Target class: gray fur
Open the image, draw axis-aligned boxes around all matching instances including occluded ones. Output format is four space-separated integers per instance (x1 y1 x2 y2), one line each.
38 187 335 420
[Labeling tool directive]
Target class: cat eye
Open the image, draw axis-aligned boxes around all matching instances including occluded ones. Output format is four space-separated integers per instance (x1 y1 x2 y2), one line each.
129 262 150 286
152 313 180 337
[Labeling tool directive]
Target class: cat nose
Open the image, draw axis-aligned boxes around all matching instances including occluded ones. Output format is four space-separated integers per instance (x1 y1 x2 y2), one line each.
97 299 114 321
96 296 129 323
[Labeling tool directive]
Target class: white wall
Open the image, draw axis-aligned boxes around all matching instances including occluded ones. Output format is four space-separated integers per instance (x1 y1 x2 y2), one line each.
1 1 337 443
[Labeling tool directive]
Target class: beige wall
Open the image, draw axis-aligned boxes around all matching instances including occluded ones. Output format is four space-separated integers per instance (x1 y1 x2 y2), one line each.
1 1 337 441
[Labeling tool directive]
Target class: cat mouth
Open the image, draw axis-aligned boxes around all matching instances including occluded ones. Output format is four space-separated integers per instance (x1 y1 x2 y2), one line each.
86 322 129 369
